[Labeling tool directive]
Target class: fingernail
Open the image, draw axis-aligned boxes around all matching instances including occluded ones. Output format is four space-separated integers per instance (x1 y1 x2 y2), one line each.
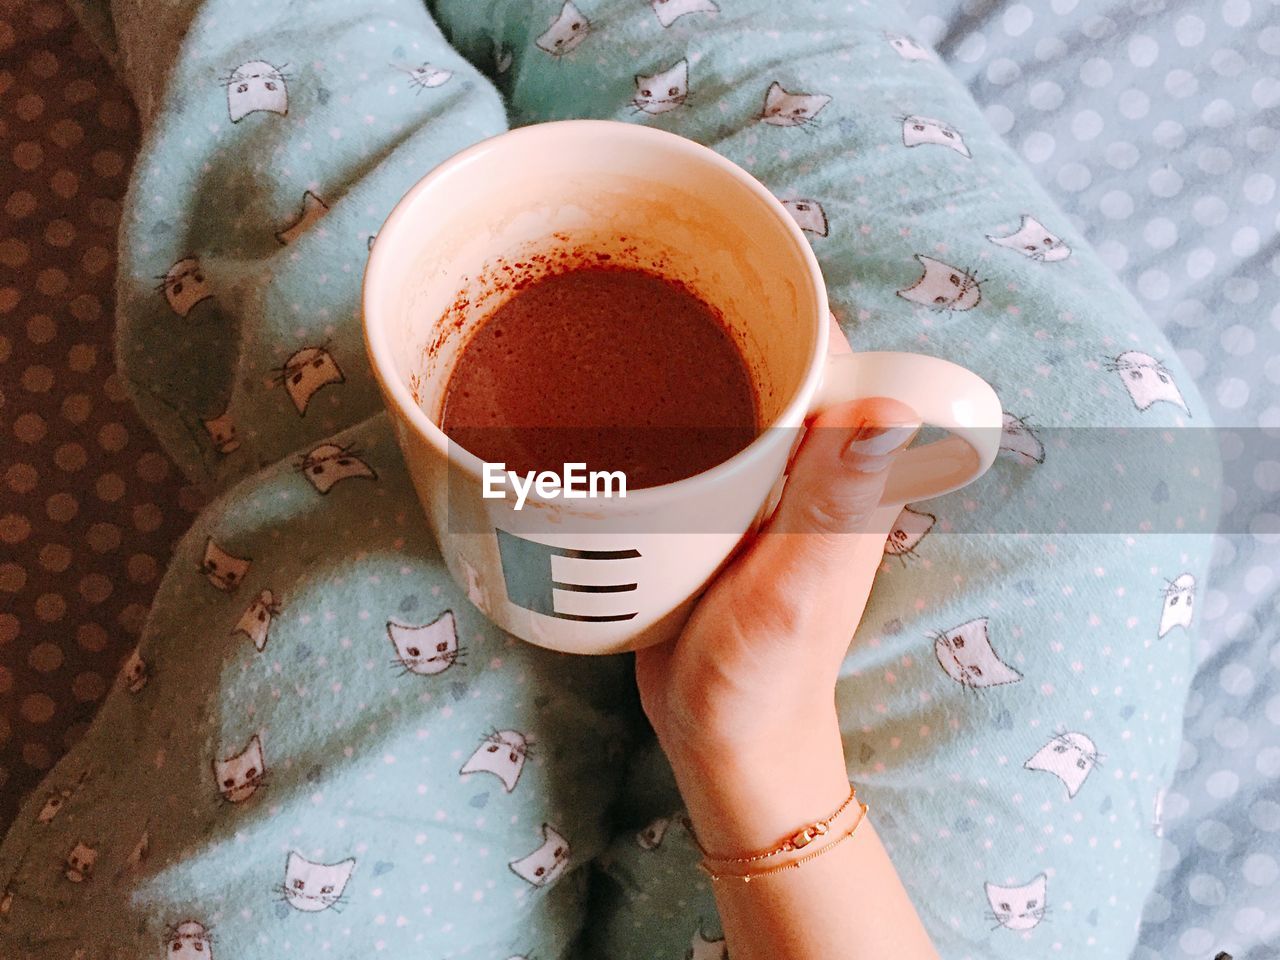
843 424 918 459
853 454 894 473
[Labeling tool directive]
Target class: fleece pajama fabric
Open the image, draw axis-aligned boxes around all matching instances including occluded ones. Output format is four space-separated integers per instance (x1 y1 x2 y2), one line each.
0 1 1217 958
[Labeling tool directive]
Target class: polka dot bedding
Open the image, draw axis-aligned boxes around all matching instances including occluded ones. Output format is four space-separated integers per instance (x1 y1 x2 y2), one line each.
898 0 1280 956
0 1 194 830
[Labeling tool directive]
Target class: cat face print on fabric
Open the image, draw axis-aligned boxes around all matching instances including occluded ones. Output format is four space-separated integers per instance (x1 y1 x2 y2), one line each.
35 770 86 823
985 873 1048 931
933 617 1022 688
901 115 971 157
276 191 329 245
121 647 148 693
510 823 570 887
460 729 530 792
652 0 720 27
886 32 934 61
202 411 239 454
1000 413 1046 466
1024 731 1101 798
988 215 1071 262
782 199 829 236
275 346 344 415
37 791 69 824
687 927 729 960
281 852 355 912
200 538 251 592
388 610 461 676
400 62 453 92
64 841 97 883
297 443 377 494
632 59 689 115
536 1 590 57
224 60 289 122
884 506 935 560
233 589 281 652
1105 351 1189 414
166 920 213 959
636 816 672 850
1159 573 1196 637
897 255 983 311
159 257 212 318
760 82 831 127
212 734 265 803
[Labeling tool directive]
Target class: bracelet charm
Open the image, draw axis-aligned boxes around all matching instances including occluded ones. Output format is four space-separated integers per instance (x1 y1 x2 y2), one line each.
789 821 829 850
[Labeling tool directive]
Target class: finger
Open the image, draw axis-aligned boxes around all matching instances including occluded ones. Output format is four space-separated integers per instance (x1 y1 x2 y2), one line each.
772 395 918 537
731 396 919 631
748 311 852 535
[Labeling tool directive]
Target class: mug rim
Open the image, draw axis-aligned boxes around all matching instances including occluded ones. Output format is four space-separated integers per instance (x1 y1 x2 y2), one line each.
361 119 830 510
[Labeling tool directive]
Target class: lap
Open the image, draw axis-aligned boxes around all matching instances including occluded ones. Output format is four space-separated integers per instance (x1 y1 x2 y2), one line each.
0 414 640 958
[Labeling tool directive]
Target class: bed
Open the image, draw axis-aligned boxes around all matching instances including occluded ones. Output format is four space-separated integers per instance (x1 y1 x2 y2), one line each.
1 0 1276 955
0 0 195 830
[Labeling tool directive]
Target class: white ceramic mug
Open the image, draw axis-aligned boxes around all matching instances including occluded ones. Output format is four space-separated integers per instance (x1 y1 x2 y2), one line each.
363 120 1001 655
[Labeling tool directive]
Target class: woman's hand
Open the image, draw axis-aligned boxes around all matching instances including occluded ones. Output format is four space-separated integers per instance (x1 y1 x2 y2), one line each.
634 390 919 854
632 324 941 960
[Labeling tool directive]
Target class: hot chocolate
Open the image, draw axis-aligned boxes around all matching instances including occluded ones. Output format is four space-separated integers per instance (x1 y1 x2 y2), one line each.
440 266 757 489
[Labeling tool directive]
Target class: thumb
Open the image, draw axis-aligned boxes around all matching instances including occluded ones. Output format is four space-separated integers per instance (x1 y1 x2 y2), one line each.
734 396 919 623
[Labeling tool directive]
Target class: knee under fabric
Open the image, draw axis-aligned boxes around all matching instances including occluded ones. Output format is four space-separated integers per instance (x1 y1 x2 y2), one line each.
1 1 1216 958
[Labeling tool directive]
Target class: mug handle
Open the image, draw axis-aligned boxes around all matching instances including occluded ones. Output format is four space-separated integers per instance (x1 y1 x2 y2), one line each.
812 351 1004 506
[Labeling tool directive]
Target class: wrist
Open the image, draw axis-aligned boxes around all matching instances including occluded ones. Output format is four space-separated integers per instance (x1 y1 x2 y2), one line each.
667 711 851 857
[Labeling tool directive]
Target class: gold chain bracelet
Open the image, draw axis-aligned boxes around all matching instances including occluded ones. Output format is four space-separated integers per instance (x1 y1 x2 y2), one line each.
698 800 869 883
692 783 861 865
